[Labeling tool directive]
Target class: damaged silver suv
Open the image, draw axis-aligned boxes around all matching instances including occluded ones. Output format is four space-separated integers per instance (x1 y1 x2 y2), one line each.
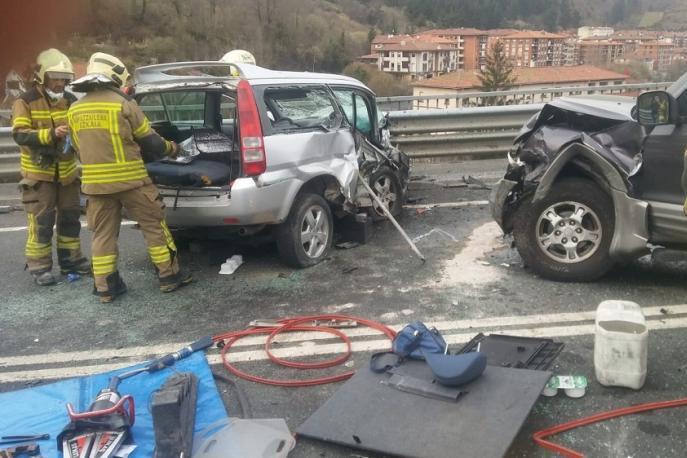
491 71 687 281
133 62 409 267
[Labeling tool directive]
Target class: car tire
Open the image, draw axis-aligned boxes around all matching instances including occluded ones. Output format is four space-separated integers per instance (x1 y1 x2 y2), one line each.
513 178 614 282
275 193 333 268
367 166 404 222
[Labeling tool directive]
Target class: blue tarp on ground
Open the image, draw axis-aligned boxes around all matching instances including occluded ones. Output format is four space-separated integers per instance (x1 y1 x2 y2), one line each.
0 351 228 456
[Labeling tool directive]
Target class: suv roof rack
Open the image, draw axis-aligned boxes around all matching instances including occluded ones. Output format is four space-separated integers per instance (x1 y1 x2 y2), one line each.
135 61 363 87
134 61 288 86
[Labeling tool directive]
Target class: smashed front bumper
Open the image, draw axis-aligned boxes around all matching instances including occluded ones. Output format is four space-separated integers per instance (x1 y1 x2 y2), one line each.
489 178 518 231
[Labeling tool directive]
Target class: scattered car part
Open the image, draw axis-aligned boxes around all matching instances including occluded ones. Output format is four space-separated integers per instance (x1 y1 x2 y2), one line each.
152 373 198 458
533 397 687 458
458 333 564 370
358 169 425 262
383 371 464 402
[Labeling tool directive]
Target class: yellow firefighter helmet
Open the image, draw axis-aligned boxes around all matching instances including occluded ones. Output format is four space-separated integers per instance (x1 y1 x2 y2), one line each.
35 49 74 84
86 52 130 88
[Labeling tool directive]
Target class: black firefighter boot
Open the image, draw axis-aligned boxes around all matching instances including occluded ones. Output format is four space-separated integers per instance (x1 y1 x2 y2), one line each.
94 271 128 304
159 270 193 293
60 257 92 276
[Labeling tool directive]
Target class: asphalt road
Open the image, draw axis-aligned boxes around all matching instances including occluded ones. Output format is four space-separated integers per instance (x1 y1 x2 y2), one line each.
1 159 686 457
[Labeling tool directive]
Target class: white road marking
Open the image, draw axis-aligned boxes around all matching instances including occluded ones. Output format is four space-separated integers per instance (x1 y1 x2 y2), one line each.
1 305 685 383
0 220 136 233
404 200 489 209
1 316 685 383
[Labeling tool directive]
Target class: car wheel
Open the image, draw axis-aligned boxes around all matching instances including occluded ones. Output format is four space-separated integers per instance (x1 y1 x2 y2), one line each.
275 193 333 268
513 178 614 282
367 166 404 221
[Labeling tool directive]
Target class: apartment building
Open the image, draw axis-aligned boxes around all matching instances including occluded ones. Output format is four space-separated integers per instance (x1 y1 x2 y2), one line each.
411 65 628 108
425 28 488 70
490 30 570 67
370 35 458 80
578 39 625 66
623 40 674 72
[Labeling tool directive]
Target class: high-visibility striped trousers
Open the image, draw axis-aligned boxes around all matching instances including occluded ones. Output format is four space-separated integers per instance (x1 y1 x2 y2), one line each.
86 184 179 293
20 178 84 273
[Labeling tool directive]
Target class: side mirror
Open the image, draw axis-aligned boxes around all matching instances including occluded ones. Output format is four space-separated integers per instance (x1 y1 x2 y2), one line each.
636 91 680 127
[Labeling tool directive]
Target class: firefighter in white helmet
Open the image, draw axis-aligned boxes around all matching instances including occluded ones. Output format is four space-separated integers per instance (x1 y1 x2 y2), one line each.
11 48 90 286
68 52 191 303
219 49 256 76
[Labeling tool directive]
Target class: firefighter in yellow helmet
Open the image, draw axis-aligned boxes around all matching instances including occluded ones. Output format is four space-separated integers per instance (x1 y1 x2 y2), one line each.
68 52 192 303
11 48 90 286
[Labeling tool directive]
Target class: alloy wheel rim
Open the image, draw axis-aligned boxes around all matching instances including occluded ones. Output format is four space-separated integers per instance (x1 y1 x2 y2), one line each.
300 205 329 258
535 201 602 264
371 175 397 216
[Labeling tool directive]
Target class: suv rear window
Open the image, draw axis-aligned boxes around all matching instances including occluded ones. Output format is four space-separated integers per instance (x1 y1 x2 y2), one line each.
264 86 338 130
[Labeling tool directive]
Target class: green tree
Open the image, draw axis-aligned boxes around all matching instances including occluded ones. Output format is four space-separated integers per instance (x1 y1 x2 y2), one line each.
367 27 377 45
478 40 517 105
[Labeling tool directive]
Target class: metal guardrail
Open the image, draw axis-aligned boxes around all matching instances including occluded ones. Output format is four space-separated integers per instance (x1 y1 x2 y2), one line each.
387 104 542 160
377 82 670 111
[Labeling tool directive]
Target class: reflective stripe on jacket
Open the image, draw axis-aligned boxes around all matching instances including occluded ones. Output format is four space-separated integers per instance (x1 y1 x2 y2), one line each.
11 87 78 185
68 88 173 194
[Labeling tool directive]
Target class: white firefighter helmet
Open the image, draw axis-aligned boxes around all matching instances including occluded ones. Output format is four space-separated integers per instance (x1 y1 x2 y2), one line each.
220 49 256 65
86 52 130 88
35 49 74 84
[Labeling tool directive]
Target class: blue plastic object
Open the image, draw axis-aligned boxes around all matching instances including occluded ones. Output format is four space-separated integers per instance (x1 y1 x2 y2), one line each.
423 351 487 387
0 352 227 456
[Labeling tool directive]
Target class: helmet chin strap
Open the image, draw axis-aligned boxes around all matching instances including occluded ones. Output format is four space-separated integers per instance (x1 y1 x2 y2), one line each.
45 88 64 101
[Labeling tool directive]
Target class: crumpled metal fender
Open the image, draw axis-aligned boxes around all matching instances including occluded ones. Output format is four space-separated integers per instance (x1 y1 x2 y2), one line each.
532 142 649 260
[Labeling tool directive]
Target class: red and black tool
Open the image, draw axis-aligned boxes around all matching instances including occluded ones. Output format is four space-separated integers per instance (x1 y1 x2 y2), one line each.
57 336 213 457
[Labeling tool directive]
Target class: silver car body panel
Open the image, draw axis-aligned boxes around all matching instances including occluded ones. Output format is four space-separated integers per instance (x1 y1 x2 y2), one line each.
160 129 358 227
610 189 650 260
646 200 687 244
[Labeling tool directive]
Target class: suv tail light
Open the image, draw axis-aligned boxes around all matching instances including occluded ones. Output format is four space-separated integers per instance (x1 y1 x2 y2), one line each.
237 79 266 177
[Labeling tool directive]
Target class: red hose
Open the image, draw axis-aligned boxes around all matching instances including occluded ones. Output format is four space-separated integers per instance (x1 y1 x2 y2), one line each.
533 397 687 457
213 314 396 387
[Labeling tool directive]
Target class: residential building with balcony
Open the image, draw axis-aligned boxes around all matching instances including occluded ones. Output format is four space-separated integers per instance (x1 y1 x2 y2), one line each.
578 39 625 66
370 35 458 80
488 30 570 67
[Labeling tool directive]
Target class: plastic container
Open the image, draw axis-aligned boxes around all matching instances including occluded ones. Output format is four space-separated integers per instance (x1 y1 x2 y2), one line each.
594 300 648 389
219 255 243 275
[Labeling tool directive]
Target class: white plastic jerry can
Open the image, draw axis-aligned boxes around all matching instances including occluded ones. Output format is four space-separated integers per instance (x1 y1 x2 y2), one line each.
594 300 648 389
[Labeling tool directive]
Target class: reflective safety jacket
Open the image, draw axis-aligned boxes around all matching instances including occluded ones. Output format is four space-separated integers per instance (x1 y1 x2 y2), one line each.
68 88 174 195
11 87 78 185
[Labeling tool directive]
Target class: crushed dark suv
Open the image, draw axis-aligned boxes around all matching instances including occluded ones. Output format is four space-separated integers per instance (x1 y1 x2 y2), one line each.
490 71 687 281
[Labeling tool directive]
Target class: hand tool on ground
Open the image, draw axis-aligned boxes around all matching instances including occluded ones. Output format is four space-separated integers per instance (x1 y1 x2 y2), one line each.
357 169 425 262
0 436 49 446
0 443 42 458
58 336 213 458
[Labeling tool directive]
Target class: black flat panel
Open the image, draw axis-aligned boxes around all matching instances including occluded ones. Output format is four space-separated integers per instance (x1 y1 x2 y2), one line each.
297 361 551 458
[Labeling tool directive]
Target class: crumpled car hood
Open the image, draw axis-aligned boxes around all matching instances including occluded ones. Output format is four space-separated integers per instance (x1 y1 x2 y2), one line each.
514 96 646 183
